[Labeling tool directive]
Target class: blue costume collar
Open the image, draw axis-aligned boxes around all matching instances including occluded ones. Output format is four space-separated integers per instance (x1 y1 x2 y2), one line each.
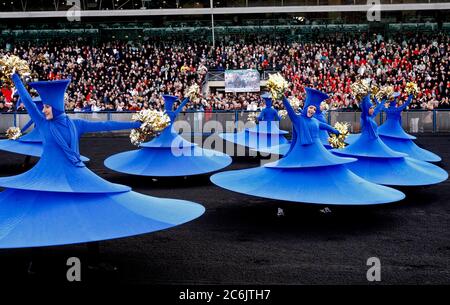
49 113 84 167
162 95 179 123
360 94 378 140
261 93 273 108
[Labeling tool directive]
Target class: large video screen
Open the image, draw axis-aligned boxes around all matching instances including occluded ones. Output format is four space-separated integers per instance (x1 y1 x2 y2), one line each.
225 69 260 93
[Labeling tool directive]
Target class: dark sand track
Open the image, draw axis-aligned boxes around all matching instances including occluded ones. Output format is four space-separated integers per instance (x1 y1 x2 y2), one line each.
0 135 448 284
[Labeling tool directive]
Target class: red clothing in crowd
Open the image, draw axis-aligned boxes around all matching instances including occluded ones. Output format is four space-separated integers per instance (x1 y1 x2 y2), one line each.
1 87 12 102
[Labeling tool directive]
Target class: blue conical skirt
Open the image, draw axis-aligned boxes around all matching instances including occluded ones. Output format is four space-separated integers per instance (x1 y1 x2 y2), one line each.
332 154 448 186
255 139 334 156
219 131 289 151
210 165 405 205
0 154 127 193
0 139 44 158
318 129 332 149
379 135 441 162
219 123 289 151
347 120 417 145
0 139 90 162
0 189 204 248
255 143 291 156
18 128 42 143
378 119 416 140
345 133 360 146
1 128 49 158
104 146 232 177
335 134 406 158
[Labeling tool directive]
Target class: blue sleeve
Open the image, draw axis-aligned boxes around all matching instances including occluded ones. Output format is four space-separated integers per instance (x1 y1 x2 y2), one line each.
12 73 44 126
282 97 299 125
20 119 34 133
319 122 339 134
315 112 327 124
75 119 141 135
398 95 413 111
174 97 190 116
372 100 385 117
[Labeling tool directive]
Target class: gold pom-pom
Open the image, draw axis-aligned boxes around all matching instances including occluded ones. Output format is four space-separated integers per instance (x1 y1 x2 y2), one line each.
266 73 289 100
129 128 147 146
6 127 22 140
278 110 287 120
247 112 260 123
405 82 418 97
185 84 200 100
278 96 301 119
350 79 370 102
130 109 171 146
371 85 379 96
0 55 31 86
328 122 350 149
289 96 302 109
375 85 394 101
370 85 380 100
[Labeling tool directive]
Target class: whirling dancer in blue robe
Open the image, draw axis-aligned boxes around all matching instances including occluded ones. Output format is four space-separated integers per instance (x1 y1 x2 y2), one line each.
311 89 333 149
332 93 447 186
377 93 441 162
219 93 289 152
0 96 89 162
104 94 231 177
257 88 333 156
211 90 405 205
345 95 385 146
0 73 204 248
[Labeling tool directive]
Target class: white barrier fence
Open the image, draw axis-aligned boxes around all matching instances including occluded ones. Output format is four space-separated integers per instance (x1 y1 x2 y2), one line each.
1 110 449 135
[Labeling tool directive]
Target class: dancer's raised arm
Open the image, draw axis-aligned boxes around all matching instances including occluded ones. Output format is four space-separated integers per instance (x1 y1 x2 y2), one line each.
318 122 340 135
12 73 44 126
372 97 385 117
74 119 141 135
20 119 34 133
282 97 299 125
174 97 190 116
398 94 413 111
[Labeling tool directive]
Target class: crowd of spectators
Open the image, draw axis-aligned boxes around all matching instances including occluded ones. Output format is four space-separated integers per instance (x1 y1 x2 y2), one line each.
0 31 448 113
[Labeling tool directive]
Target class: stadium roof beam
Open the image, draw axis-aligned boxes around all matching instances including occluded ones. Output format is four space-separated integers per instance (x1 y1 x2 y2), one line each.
0 4 449 18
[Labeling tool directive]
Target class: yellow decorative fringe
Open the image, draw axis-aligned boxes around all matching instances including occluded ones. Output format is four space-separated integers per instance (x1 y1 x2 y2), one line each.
0 55 31 85
328 122 350 149
6 127 22 140
266 73 289 100
130 109 171 146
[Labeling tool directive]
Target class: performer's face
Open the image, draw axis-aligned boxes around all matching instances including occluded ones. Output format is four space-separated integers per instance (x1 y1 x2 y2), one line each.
43 104 53 120
369 106 375 116
307 105 316 118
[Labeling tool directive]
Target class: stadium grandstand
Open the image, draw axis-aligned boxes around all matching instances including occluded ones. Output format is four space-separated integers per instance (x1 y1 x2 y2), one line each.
0 0 449 132
1 1 450 289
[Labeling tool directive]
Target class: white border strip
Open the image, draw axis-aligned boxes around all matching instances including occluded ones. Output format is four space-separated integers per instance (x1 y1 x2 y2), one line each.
0 4 449 19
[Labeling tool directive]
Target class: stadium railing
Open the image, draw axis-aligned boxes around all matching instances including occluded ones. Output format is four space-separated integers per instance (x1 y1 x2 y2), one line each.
1 110 450 135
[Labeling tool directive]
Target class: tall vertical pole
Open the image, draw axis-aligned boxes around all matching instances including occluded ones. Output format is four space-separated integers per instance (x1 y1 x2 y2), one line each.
210 0 215 48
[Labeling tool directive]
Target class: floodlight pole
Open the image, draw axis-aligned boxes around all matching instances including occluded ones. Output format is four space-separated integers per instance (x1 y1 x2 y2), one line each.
210 0 215 48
